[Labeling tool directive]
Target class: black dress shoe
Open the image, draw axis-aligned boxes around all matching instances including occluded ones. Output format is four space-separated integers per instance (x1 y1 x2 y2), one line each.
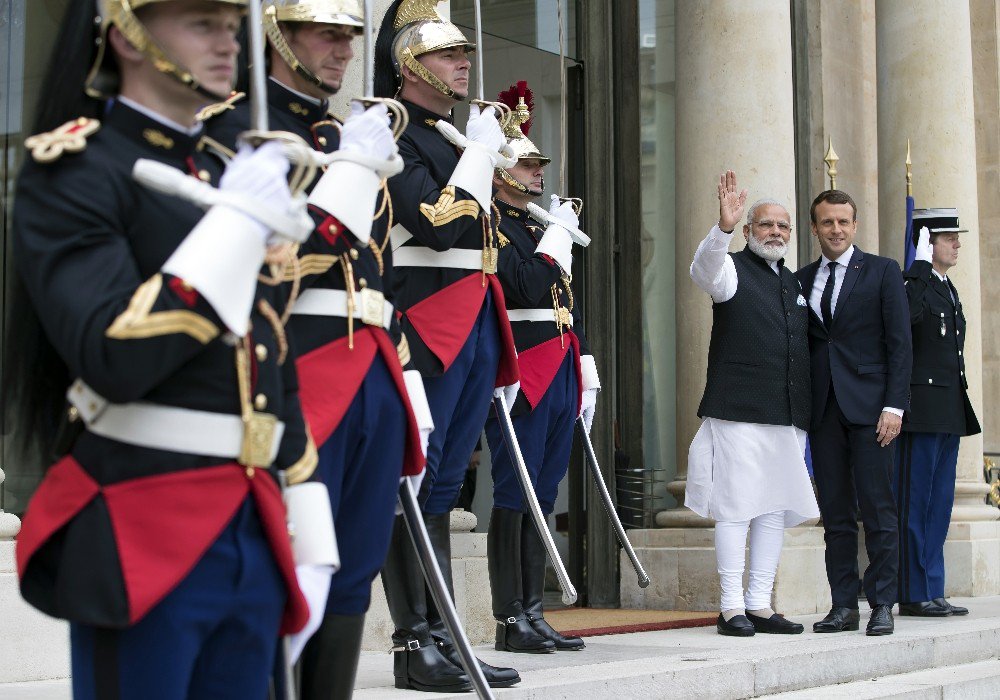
898 600 952 617
528 615 586 651
933 597 969 616
866 604 894 636
745 611 804 634
813 607 860 633
438 640 522 689
716 613 755 637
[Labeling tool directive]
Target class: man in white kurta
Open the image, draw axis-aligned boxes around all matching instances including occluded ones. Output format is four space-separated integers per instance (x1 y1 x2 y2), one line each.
686 171 819 637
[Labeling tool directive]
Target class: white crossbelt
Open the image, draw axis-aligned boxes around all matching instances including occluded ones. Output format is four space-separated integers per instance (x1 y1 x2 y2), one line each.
290 288 394 329
393 246 484 270
67 380 285 463
506 308 574 327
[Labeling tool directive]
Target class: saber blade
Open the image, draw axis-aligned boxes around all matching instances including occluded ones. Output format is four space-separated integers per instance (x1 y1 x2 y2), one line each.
577 417 650 588
397 481 494 700
494 395 577 605
246 0 269 132
363 0 374 96
473 0 485 102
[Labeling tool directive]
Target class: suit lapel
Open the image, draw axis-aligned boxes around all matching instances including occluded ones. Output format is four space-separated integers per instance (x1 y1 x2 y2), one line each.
930 275 956 308
832 247 865 329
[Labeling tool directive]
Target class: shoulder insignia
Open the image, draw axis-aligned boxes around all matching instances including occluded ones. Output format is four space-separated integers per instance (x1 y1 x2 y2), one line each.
195 92 246 122
198 135 236 160
420 186 480 227
25 118 100 164
497 232 510 248
143 129 174 150
107 273 219 344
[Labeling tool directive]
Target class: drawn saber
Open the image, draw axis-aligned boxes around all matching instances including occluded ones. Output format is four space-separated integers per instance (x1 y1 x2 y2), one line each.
397 480 494 700
577 417 650 588
354 0 409 139
493 393 578 605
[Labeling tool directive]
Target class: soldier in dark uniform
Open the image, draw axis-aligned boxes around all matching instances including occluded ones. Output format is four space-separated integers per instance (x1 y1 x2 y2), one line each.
4 1 341 697
484 82 596 654
373 0 521 692
896 211 981 617
204 3 432 696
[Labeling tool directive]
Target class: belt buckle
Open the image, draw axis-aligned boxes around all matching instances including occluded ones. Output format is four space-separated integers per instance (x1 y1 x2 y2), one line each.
359 287 385 327
239 411 279 468
482 248 498 275
556 306 573 327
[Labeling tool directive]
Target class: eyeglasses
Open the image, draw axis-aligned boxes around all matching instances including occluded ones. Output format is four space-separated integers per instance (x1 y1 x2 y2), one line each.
752 220 792 232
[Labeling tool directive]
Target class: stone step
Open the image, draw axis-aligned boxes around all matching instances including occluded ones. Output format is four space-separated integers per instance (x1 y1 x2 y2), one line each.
352 598 1000 699
762 658 1000 698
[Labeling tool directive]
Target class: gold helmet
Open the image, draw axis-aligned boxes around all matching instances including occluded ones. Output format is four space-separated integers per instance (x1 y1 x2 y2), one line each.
383 0 474 99
495 81 549 195
263 1 363 94
86 0 247 100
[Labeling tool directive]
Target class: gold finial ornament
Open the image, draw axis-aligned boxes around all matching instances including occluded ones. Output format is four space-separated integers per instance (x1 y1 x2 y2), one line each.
393 0 446 29
906 139 913 197
824 137 839 190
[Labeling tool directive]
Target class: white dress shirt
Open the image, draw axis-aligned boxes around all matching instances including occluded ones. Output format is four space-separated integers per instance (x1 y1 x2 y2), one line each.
685 225 820 526
808 244 902 417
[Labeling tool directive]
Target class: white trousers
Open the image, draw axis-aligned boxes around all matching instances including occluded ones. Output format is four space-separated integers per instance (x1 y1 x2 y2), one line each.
715 510 786 611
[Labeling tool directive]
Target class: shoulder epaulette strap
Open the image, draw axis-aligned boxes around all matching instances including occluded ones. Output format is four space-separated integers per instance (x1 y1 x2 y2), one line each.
24 118 100 164
195 92 246 122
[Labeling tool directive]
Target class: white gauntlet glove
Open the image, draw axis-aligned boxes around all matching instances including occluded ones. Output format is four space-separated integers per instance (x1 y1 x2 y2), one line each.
447 104 508 212
493 382 521 414
915 226 934 263
162 141 293 334
579 355 601 434
309 103 400 245
535 196 578 273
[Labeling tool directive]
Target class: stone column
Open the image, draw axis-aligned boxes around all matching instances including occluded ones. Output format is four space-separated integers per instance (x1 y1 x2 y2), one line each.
659 0 798 529
877 0 1000 596
971 0 1000 455
622 1 829 615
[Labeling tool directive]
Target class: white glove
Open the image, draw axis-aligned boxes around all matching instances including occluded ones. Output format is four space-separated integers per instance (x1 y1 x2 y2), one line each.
548 195 580 231
340 102 397 162
287 564 334 664
220 141 293 243
493 382 520 413
465 103 505 153
915 226 934 263
580 387 598 434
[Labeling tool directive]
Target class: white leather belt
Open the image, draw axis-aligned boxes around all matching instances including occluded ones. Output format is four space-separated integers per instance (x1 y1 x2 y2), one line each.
291 288 394 329
67 380 285 463
393 246 484 270
506 308 574 327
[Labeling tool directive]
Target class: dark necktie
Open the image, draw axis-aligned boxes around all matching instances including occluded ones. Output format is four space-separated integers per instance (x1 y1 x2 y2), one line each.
821 260 837 328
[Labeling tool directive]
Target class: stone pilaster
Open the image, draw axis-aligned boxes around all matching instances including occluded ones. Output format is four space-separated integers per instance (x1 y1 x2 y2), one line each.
876 0 1000 596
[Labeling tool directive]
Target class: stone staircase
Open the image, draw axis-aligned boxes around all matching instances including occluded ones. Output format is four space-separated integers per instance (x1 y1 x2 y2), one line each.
5 598 1000 699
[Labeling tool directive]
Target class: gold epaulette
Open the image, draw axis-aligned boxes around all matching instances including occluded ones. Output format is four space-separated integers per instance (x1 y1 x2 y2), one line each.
25 118 100 164
195 91 246 122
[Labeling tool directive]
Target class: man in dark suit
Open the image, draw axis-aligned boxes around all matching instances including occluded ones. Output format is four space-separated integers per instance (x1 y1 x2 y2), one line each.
796 190 912 636
896 213 980 617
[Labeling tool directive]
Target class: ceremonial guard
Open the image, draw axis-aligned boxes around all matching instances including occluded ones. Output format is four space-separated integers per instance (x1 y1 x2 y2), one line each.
896 211 981 617
5 1 342 697
204 2 432 697
374 0 520 692
484 82 596 654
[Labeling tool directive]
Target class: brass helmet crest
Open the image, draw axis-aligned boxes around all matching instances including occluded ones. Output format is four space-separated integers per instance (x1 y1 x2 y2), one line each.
86 0 248 100
495 81 549 196
263 0 364 94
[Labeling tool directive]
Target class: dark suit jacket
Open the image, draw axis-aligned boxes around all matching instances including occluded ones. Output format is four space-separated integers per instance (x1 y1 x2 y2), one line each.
796 247 912 430
902 260 980 436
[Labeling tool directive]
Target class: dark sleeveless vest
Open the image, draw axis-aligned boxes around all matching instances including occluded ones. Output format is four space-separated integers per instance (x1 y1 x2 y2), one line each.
697 248 811 431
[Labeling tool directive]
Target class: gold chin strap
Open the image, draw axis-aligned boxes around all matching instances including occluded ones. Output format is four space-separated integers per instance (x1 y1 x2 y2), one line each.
400 48 462 100
263 7 334 94
497 167 530 194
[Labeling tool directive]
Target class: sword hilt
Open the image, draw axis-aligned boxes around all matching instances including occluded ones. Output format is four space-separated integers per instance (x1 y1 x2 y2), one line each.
352 97 410 141
470 99 514 131
237 130 319 197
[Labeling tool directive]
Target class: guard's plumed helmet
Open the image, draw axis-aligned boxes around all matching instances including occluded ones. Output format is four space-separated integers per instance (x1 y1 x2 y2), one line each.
86 0 248 100
264 0 363 94
495 81 548 195
374 0 474 99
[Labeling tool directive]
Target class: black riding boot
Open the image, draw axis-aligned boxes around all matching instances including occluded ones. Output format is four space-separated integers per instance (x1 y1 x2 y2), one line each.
424 512 522 688
381 515 472 692
299 613 366 699
522 513 585 650
489 508 555 653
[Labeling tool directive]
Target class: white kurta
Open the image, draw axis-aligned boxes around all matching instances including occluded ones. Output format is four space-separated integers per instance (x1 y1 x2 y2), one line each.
684 225 820 527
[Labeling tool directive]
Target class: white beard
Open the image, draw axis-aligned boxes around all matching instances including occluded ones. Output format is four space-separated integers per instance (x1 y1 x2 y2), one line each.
747 235 787 262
